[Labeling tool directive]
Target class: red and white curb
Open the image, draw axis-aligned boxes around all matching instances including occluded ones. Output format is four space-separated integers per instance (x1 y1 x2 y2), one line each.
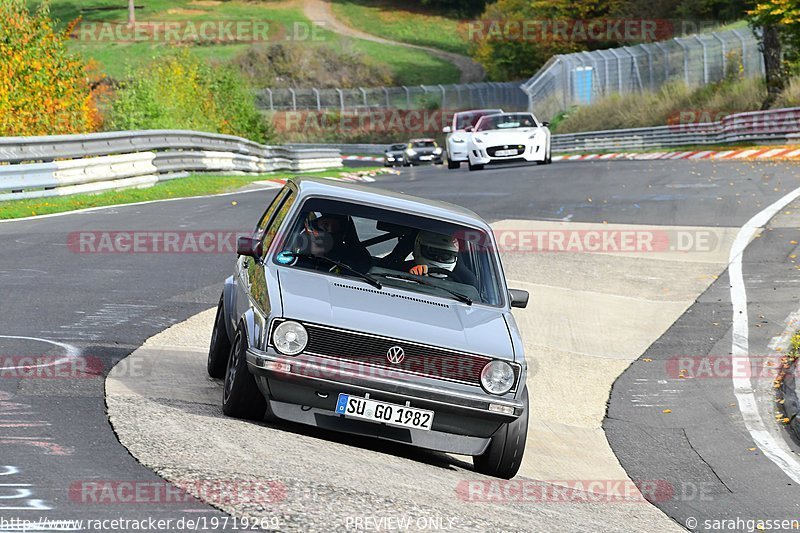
553 146 800 162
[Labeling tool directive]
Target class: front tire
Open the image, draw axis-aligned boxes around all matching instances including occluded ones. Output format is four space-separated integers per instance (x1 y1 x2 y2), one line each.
473 387 529 479
207 295 231 379
222 325 267 420
447 159 460 170
468 160 484 171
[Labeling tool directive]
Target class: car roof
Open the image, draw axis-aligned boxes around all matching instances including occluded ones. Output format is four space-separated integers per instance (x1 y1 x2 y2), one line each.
288 177 490 229
455 108 502 116
409 138 435 142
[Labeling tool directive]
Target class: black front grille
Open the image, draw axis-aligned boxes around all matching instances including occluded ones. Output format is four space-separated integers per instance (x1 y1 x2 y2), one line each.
487 145 525 157
271 320 520 389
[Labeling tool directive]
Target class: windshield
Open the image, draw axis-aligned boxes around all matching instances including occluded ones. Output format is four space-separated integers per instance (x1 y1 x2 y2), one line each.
455 109 502 131
389 144 405 151
475 113 538 132
410 140 436 148
273 198 504 306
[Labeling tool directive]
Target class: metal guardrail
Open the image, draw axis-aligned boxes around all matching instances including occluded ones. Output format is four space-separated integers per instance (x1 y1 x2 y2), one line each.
289 107 800 156
0 130 342 201
551 107 800 152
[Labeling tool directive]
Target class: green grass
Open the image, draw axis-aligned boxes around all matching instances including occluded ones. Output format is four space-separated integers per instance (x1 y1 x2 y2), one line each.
0 167 379 220
36 0 459 85
331 0 469 55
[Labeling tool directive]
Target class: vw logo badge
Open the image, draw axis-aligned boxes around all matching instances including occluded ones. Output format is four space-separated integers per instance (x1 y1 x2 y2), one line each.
386 346 405 364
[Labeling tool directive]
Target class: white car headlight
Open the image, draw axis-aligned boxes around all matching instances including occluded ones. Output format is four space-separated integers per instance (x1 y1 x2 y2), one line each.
480 360 515 395
273 321 308 355
433 147 442 155
405 148 417 156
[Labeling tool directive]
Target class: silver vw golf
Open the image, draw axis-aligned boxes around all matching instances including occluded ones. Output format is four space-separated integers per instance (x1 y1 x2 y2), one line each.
208 178 530 479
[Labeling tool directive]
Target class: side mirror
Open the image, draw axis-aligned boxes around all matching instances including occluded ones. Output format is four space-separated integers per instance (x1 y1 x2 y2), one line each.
442 126 452 133
508 289 529 309
542 121 550 127
464 126 473 132
237 236 263 260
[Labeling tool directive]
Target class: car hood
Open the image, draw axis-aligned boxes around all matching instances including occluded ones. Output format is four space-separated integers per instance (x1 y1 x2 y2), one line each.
411 146 439 154
277 267 514 359
472 129 538 144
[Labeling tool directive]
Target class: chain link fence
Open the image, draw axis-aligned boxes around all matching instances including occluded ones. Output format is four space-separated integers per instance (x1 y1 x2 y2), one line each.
255 82 529 112
521 28 765 121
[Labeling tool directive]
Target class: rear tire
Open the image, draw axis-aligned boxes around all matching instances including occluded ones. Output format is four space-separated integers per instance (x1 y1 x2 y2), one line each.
473 387 529 479
222 325 267 421
447 159 460 170
207 295 231 379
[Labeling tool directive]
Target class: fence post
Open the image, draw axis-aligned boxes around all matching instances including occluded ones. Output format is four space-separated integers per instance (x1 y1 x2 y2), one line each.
609 49 624 93
402 85 410 108
640 45 654 88
359 87 368 108
289 88 297 111
732 29 748 76
312 88 321 110
712 33 727 78
266 88 273 111
438 84 447 109
336 88 344 112
653 41 669 82
455 84 462 108
694 35 709 84
675 38 690 86
382 86 389 108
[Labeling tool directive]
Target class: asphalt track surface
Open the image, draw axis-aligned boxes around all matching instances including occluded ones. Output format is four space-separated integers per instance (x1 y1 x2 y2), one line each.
2 159 800 531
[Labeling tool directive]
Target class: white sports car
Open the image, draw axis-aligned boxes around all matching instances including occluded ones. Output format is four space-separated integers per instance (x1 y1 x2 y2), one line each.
466 112 551 171
442 108 502 169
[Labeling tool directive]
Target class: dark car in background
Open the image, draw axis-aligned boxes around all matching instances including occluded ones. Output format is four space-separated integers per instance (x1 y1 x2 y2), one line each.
383 143 406 167
402 139 443 166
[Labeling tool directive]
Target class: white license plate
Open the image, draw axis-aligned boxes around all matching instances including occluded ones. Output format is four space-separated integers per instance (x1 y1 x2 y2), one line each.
419 155 433 160
335 394 434 431
495 149 518 156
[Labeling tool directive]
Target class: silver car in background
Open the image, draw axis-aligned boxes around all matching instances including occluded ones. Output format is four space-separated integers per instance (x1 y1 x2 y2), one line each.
208 178 530 479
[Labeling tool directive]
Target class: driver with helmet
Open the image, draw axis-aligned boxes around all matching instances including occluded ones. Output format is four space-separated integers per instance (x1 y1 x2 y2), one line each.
406 230 478 287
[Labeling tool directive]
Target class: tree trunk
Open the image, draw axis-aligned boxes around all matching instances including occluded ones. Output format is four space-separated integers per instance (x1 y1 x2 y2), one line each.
761 24 784 109
128 0 135 26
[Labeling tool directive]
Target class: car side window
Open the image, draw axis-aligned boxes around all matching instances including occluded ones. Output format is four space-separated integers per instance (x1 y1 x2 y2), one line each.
254 188 289 241
259 191 296 257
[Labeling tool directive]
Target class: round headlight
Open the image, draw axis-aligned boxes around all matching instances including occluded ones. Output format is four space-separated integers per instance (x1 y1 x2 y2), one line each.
273 321 308 355
480 360 515 395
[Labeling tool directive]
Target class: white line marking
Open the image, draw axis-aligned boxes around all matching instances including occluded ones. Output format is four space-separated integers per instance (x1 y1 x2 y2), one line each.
0 336 79 371
730 185 800 483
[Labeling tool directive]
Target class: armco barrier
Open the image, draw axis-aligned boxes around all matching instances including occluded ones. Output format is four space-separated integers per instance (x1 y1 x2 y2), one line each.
0 130 342 201
296 107 800 156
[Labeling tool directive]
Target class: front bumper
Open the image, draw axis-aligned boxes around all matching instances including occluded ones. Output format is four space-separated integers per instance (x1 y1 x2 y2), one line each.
405 154 443 164
469 142 546 165
246 347 525 455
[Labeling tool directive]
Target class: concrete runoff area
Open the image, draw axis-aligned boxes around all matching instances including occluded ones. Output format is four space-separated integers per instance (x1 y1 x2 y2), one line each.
106 219 741 531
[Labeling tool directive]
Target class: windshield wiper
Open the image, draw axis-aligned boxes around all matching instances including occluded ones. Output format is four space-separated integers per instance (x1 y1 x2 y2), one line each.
283 252 382 290
375 272 472 306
